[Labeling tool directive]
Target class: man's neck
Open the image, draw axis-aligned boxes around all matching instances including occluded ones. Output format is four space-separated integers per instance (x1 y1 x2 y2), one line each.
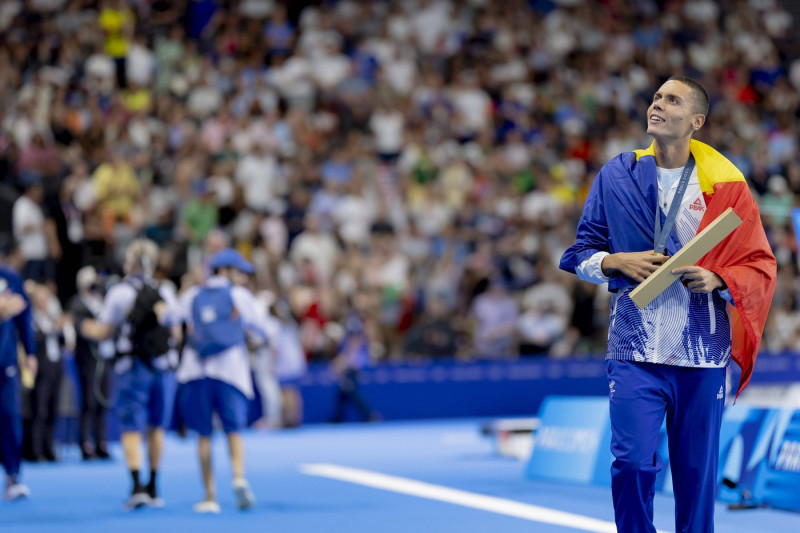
654 139 691 169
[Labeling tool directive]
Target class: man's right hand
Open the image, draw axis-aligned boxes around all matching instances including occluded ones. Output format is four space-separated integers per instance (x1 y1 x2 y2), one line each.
601 251 668 283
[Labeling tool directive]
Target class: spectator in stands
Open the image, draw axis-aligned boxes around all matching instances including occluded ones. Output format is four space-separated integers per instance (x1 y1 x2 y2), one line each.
180 180 219 253
15 133 60 186
289 213 340 283
404 294 459 358
469 277 518 359
235 139 284 214
12 177 58 284
98 0 134 89
92 147 141 239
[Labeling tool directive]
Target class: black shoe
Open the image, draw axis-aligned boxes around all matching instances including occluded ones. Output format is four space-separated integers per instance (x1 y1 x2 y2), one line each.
95 446 111 460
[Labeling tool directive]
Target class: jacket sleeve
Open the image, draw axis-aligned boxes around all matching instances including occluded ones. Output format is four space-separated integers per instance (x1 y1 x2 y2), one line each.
560 167 611 274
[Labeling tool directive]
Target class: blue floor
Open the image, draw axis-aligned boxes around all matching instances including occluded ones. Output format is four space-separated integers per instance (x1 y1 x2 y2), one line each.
4 419 800 532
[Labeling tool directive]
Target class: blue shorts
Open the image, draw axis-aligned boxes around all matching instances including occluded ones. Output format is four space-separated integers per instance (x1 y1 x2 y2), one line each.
115 358 176 434
180 378 248 437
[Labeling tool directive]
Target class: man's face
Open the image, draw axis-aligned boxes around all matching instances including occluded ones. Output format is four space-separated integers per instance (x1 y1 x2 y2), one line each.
646 80 705 142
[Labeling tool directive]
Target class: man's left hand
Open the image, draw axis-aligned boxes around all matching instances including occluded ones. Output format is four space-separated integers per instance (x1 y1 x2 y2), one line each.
671 266 725 293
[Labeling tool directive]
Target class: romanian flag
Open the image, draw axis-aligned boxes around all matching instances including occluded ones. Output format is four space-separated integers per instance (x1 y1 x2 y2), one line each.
690 140 776 396
632 140 776 396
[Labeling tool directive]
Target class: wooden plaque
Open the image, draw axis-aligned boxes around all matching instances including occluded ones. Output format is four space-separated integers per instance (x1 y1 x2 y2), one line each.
629 207 742 309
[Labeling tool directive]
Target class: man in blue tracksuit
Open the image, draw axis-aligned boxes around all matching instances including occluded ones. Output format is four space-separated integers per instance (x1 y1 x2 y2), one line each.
560 77 776 532
0 261 37 501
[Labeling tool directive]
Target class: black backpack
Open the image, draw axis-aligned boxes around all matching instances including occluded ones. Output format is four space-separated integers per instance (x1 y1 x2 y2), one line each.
127 280 171 365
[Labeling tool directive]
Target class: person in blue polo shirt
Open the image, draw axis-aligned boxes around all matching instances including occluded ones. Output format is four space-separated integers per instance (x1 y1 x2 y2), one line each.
0 254 37 501
166 248 270 514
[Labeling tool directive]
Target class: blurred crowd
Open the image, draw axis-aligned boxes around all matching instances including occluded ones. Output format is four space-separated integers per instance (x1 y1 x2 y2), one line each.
0 0 799 372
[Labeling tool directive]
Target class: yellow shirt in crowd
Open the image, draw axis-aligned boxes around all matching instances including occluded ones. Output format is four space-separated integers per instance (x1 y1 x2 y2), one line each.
99 8 134 58
93 161 140 217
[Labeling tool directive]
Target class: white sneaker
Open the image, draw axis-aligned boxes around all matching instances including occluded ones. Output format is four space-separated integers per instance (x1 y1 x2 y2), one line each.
146 496 165 508
124 491 152 510
3 483 30 501
193 500 221 514
232 478 255 510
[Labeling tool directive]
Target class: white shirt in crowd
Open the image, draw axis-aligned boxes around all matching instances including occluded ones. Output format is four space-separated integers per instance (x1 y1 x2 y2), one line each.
288 230 340 281
369 108 404 155
12 195 48 261
235 150 284 212
126 42 155 87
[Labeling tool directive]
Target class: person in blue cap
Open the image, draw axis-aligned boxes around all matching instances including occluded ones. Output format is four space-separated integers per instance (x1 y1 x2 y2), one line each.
164 248 271 514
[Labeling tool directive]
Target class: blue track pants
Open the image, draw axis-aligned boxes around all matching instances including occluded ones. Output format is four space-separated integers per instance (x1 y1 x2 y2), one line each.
607 360 725 533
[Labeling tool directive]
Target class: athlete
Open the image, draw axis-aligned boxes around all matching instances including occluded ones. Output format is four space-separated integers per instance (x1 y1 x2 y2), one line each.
560 76 776 532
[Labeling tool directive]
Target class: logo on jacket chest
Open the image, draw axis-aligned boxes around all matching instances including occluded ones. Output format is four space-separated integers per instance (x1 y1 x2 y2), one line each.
689 197 705 212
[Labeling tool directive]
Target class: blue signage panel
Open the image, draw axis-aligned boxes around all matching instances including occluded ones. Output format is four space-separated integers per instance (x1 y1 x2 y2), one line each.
525 396 612 485
752 409 800 511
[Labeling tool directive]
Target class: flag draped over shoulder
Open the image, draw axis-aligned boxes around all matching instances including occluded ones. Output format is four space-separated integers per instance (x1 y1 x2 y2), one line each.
560 139 776 396
689 140 777 395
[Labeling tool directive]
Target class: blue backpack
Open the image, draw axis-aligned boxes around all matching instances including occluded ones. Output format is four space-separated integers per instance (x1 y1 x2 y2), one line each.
190 285 246 358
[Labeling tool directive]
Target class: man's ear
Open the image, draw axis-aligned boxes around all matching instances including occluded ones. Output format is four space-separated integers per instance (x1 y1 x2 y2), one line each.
692 114 706 132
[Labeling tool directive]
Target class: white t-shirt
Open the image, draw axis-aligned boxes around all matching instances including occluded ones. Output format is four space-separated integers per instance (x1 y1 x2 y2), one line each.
235 153 282 212
12 195 48 260
126 42 155 86
288 231 340 280
369 109 404 154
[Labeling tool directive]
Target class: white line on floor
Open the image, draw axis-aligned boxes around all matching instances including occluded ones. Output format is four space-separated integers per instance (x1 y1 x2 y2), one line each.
300 463 673 533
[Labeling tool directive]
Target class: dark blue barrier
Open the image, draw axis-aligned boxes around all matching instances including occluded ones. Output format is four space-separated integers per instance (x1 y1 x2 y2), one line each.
730 352 800 385
297 352 800 424
298 358 611 423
